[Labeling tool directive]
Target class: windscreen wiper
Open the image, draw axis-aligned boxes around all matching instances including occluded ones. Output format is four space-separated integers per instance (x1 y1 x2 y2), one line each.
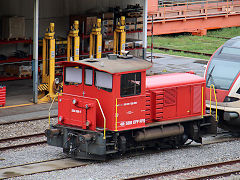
206 65 215 86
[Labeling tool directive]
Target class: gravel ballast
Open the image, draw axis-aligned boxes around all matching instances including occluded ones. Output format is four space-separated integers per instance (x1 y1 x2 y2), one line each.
0 145 67 168
0 118 57 139
2 140 239 180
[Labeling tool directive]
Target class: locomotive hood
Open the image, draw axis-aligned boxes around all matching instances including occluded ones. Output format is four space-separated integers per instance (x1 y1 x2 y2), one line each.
146 73 205 89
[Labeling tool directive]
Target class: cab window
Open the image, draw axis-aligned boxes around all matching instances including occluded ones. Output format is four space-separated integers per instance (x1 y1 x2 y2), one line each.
220 47 240 56
121 72 141 97
65 66 82 85
95 70 112 92
85 68 93 86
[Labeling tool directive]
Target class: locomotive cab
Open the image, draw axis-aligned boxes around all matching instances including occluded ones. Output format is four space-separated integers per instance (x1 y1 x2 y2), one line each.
56 56 151 131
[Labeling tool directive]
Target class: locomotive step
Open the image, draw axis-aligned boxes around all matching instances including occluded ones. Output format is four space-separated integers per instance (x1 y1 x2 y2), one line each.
199 122 212 127
106 150 118 154
106 142 115 146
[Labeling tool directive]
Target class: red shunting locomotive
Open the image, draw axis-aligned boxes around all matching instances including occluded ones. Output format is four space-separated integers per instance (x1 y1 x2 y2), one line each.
45 55 216 160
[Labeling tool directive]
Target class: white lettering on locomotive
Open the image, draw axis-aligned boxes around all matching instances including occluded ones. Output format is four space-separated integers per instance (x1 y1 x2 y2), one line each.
127 111 133 115
117 101 138 107
71 109 82 113
120 122 125 126
119 119 145 127
126 121 132 125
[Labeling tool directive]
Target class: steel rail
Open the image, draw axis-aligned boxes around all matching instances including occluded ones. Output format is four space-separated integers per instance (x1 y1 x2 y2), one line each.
0 115 57 126
206 35 231 40
124 159 240 180
0 133 239 179
152 46 212 56
0 141 47 151
0 133 46 151
0 133 45 143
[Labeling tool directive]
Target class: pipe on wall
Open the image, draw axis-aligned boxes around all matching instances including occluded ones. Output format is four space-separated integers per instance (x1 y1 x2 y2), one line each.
143 0 148 60
33 0 39 103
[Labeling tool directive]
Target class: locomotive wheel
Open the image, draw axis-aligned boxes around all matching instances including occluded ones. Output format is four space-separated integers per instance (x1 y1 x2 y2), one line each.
118 136 127 153
173 134 188 148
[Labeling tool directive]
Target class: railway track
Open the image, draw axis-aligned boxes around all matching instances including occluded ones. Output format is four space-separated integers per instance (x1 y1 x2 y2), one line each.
0 158 89 179
206 35 231 40
0 115 58 126
0 133 239 179
125 159 240 180
0 116 56 151
152 46 212 57
0 132 46 151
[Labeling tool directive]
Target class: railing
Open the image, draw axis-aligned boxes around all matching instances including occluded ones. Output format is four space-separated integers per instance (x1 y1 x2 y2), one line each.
148 0 240 21
115 98 118 131
202 87 204 118
209 84 218 121
157 0 235 9
48 92 59 127
96 99 107 139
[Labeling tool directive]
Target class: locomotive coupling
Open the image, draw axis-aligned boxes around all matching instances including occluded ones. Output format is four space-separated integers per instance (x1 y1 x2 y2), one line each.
78 134 96 143
134 125 184 142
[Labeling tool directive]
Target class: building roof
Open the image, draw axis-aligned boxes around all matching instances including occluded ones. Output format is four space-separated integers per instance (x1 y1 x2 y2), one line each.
58 57 152 74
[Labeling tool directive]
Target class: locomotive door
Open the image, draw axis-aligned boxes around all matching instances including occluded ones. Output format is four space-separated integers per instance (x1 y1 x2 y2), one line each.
82 67 93 97
177 86 191 117
116 95 146 131
116 72 146 131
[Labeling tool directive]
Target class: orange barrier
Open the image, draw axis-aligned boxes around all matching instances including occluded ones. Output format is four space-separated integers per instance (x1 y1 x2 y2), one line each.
147 0 240 35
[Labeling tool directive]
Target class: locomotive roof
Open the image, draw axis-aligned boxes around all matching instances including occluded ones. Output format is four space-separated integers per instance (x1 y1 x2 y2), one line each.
146 73 205 89
58 57 152 74
223 36 240 48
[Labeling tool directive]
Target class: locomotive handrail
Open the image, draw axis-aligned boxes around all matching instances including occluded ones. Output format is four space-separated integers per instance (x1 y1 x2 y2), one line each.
202 87 204 118
115 98 118 131
96 99 107 139
209 84 218 121
48 93 59 127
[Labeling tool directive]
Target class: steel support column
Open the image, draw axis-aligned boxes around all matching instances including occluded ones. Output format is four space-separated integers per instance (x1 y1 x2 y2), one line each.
33 0 39 103
143 0 148 60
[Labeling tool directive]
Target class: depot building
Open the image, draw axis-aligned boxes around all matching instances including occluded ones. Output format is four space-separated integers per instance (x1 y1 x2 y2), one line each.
0 0 148 107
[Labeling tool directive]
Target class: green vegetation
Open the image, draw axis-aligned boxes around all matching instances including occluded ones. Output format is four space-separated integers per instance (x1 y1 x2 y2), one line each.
147 26 240 60
207 26 240 38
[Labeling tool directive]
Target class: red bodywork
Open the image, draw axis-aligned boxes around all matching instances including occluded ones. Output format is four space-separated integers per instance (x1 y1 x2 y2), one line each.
58 63 147 131
58 94 97 130
0 86 6 107
206 88 228 103
58 62 206 132
146 73 206 123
